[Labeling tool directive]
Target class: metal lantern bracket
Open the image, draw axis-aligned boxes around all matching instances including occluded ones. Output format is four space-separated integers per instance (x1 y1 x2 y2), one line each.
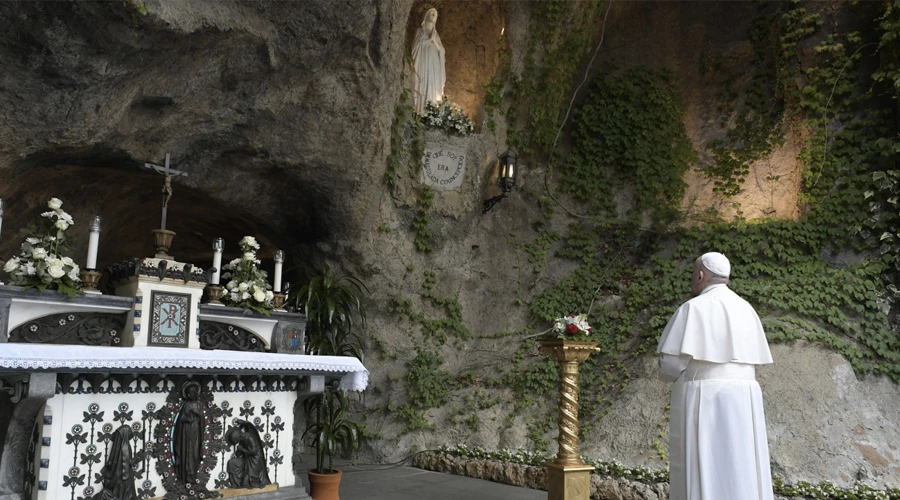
482 150 518 214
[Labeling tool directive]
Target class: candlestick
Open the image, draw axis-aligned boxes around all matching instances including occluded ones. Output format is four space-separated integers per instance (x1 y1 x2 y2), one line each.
86 216 101 270
211 238 223 285
274 249 284 293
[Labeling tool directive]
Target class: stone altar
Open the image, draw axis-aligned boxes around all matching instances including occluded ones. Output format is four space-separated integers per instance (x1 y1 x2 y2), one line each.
0 281 367 500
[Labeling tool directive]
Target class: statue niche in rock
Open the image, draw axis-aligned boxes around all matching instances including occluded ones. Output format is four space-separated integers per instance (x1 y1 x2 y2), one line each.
97 425 144 500
225 419 271 489
173 381 204 486
412 7 446 114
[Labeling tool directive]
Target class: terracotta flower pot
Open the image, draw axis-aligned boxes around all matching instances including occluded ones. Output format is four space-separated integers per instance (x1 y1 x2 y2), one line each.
308 469 343 500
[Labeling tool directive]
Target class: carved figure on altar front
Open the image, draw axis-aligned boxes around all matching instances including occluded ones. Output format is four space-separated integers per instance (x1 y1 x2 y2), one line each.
412 7 446 114
97 425 142 500
225 419 271 489
173 381 204 485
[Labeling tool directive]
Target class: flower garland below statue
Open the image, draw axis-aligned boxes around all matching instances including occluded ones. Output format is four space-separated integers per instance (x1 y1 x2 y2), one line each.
2 197 82 298
421 97 475 135
221 236 274 314
550 314 592 338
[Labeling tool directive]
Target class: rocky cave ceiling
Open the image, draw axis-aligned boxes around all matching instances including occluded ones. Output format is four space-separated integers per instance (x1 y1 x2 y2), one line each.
0 0 412 277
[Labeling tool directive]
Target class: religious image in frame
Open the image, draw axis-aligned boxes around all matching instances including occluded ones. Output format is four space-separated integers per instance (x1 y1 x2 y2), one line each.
148 290 191 347
279 322 305 353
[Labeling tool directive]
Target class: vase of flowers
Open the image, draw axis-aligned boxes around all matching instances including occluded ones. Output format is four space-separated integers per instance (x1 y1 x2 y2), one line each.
2 197 82 298
220 236 274 314
549 313 592 338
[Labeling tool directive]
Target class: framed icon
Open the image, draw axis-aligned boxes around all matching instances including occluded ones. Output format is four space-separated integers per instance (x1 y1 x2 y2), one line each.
148 291 191 347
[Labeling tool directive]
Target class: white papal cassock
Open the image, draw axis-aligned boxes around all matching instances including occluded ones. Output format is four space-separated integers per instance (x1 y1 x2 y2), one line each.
657 283 774 500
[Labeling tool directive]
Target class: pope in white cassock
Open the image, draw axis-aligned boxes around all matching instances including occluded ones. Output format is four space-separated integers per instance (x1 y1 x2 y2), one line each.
657 252 774 500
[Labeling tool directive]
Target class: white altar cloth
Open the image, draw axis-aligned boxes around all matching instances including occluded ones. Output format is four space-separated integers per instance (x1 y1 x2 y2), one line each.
0 343 369 391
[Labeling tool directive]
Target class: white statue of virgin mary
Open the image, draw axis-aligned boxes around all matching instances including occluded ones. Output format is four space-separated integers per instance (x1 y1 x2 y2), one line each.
411 7 446 115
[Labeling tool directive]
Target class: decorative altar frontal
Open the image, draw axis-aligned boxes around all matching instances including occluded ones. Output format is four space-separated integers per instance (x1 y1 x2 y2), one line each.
0 269 367 500
0 190 369 500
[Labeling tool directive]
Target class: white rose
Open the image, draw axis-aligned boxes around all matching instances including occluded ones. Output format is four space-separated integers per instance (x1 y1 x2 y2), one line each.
243 252 255 261
61 256 75 267
238 282 249 292
68 268 80 281
31 248 47 260
265 290 274 301
55 220 70 231
48 198 63 210
228 258 241 267
47 265 65 279
240 236 259 249
3 257 20 273
253 290 266 302
241 291 250 300
230 292 241 302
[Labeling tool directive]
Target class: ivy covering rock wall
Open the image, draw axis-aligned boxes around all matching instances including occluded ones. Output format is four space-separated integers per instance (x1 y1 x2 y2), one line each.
354 0 900 495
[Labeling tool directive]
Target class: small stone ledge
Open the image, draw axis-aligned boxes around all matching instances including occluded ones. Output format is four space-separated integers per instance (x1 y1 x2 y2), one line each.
412 451 808 500
413 451 669 500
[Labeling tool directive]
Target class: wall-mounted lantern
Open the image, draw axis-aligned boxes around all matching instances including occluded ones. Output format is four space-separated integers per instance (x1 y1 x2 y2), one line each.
482 150 518 213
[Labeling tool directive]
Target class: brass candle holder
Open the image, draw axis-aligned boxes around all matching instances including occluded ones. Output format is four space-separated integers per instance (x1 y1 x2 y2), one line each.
80 270 103 294
273 292 286 311
151 229 176 259
538 339 600 500
206 284 225 305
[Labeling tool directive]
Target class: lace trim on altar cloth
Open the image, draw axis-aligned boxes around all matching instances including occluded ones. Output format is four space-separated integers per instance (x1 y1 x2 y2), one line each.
0 344 369 392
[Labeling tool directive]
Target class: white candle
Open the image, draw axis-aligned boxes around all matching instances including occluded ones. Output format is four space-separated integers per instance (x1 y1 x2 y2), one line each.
274 249 284 293
211 238 223 285
86 216 101 270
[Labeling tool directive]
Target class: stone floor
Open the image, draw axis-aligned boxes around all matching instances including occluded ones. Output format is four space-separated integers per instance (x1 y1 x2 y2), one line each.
294 456 546 499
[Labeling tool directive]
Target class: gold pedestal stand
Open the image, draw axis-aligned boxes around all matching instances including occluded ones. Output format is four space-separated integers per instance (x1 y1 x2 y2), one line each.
80 270 103 295
151 229 176 259
538 339 601 500
206 284 225 305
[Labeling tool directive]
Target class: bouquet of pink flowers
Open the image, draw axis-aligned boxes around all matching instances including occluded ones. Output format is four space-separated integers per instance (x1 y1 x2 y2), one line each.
552 314 592 337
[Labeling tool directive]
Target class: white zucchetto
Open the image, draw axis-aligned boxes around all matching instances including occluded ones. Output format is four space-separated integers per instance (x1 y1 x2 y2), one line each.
701 252 730 278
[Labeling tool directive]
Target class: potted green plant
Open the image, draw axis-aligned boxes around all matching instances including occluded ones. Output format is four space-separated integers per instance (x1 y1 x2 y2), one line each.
290 264 367 499
301 388 361 500
290 263 367 360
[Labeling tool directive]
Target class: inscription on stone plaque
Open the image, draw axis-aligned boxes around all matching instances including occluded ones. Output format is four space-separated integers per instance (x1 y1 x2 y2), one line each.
421 144 466 190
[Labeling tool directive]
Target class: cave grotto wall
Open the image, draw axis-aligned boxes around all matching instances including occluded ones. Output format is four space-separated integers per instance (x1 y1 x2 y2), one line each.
0 0 898 494
0 0 415 268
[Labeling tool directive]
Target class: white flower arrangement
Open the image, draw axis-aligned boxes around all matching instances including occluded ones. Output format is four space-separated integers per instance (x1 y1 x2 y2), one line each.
3 198 81 297
551 313 592 338
421 97 475 135
220 235 274 314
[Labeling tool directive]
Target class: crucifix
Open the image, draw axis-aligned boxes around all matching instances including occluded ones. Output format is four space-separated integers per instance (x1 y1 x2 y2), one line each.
141 153 188 231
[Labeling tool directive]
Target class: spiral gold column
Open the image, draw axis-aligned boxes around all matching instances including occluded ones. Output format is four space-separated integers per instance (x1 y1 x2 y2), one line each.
538 339 600 500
